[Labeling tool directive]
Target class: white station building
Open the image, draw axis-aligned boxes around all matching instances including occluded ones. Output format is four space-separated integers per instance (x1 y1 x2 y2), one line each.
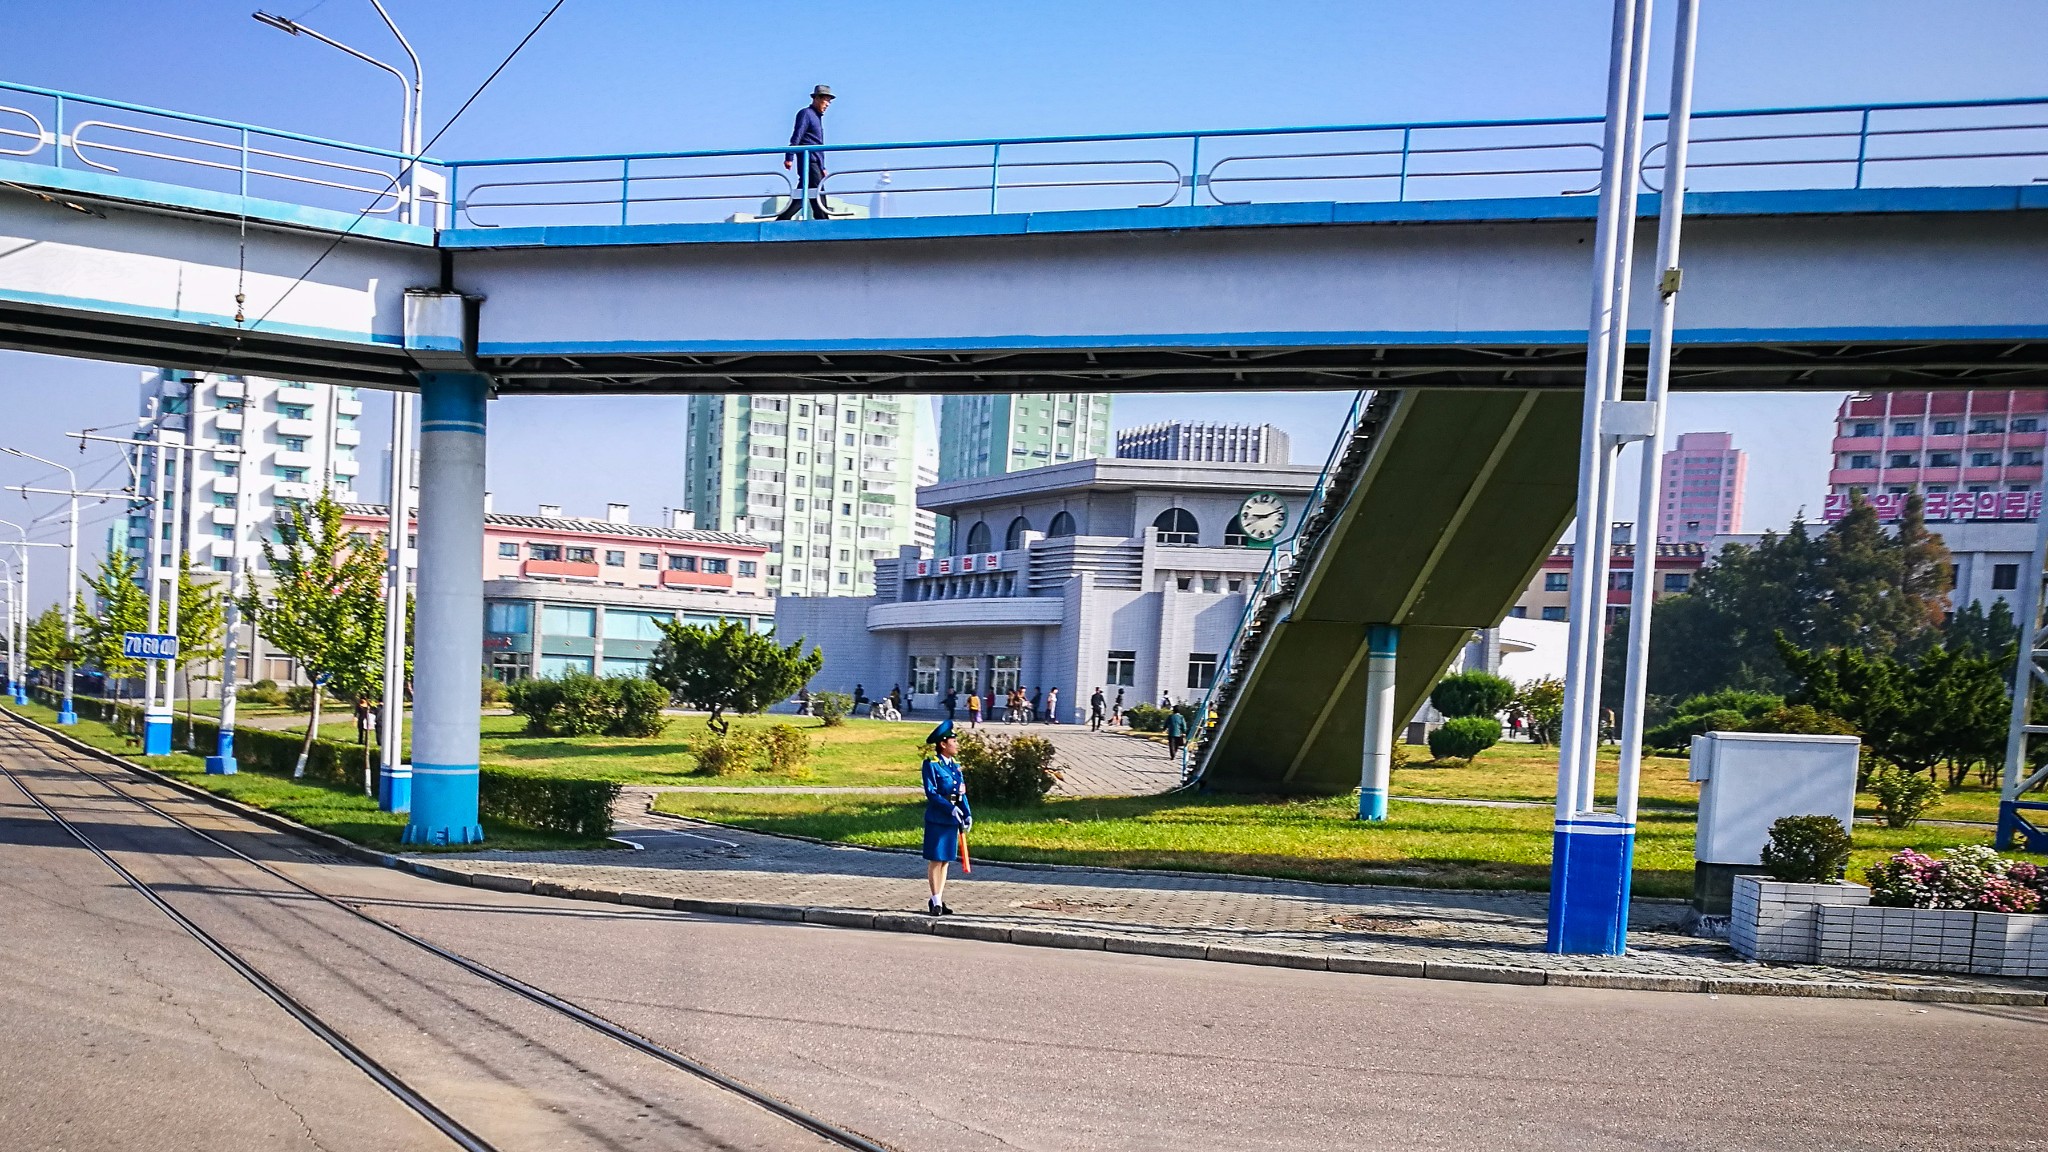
775 458 1321 721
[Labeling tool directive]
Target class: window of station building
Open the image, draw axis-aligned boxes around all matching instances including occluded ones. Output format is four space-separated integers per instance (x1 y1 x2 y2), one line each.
1893 421 1918 436
1542 606 1568 622
497 542 518 558
1152 507 1199 545
1227 577 1244 594
1175 575 1193 592
540 605 595 637
1105 650 1136 686
1004 517 1031 550
1995 564 2022 591
566 546 596 564
669 554 697 571
965 520 993 552
602 610 670 642
1223 515 1250 547
1934 420 1959 435
911 655 941 695
485 601 531 635
528 543 562 561
1202 576 1220 593
1047 510 1076 538
1544 572 1569 592
1663 572 1692 593
1187 652 1219 691
604 550 625 566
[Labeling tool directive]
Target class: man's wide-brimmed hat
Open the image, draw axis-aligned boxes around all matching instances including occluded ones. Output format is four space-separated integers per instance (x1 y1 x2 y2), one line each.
811 85 835 100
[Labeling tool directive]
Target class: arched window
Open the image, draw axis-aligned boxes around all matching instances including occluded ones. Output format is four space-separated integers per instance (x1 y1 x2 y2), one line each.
1152 507 1200 545
1223 515 1248 547
1005 516 1031 551
965 520 992 553
1047 510 1077 538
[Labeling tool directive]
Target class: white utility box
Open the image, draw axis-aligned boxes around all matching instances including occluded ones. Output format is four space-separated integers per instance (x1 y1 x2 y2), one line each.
1689 731 1860 917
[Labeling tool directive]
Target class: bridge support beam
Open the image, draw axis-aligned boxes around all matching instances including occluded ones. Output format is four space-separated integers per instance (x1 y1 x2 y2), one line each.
1357 625 1399 820
402 371 488 846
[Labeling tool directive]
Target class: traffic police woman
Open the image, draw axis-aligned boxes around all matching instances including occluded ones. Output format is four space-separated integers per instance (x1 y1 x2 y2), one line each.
921 720 971 914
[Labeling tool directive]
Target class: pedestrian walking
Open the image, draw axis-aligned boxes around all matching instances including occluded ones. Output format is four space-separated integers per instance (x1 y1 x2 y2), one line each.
777 85 841 220
968 690 982 728
1160 690 1173 710
890 685 904 717
1089 687 1106 731
919 720 972 915
942 688 958 722
1112 688 1125 727
853 683 868 717
796 688 812 716
1047 687 1060 724
1166 707 1189 759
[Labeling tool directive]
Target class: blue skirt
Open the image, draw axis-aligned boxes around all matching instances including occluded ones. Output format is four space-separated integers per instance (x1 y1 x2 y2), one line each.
922 821 961 863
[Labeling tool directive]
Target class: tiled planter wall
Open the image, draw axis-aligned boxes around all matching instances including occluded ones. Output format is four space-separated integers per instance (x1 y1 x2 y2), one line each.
1817 904 2048 977
1729 876 1870 963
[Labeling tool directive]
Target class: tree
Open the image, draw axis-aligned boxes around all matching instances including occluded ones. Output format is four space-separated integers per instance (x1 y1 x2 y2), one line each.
1779 637 2008 788
1430 670 1515 719
1509 677 1565 745
1942 599 2018 659
243 491 388 777
24 604 73 678
648 619 822 735
78 550 151 696
171 559 225 749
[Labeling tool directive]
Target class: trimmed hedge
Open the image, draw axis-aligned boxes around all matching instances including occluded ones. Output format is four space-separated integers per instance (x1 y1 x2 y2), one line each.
24 687 615 839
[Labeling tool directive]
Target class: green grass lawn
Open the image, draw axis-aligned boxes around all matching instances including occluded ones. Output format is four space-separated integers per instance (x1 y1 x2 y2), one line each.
652 787 2043 899
3 702 608 853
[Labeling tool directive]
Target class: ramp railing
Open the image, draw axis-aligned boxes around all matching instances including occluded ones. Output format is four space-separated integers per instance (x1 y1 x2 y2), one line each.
1181 389 1394 784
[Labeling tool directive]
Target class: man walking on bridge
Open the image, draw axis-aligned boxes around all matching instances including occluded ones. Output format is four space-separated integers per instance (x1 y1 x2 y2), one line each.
777 85 840 221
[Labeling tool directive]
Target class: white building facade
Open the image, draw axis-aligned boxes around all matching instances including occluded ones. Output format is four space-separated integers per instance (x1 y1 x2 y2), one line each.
685 393 919 598
776 458 1320 721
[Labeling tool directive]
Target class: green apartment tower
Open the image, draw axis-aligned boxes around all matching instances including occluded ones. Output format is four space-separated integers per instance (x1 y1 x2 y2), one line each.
936 393 1113 482
685 393 920 597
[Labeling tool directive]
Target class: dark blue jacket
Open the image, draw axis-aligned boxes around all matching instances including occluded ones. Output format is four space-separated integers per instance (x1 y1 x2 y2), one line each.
921 755 971 828
787 105 825 168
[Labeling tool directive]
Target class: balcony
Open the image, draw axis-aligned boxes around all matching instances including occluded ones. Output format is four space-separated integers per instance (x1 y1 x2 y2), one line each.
211 379 247 399
210 507 238 525
275 417 319 438
334 459 362 477
335 396 364 416
273 450 317 469
522 558 602 581
273 482 313 500
213 412 245 432
334 427 362 447
661 568 734 589
275 382 320 403
211 477 240 494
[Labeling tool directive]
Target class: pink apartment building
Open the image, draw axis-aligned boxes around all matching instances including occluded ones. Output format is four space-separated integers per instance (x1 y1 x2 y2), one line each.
1657 432 1746 545
1826 392 2048 524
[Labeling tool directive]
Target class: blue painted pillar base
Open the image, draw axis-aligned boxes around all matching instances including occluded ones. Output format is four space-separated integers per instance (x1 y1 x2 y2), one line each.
402 765 482 845
205 729 237 775
379 765 413 814
1997 800 2048 854
142 712 173 757
1546 822 1636 955
57 698 78 725
1358 787 1388 821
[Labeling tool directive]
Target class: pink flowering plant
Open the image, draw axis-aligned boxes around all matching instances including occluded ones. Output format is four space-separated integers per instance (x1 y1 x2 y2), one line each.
1865 845 2045 913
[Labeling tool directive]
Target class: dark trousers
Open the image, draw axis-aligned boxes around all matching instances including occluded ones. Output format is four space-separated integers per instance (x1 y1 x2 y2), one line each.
1167 734 1185 758
776 160 832 219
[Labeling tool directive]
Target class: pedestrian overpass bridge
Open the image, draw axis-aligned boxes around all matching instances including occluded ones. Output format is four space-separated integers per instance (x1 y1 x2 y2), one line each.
3 80 2046 828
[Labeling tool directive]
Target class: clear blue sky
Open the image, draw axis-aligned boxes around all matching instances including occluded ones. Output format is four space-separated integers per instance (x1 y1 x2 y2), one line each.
3 1 2043 605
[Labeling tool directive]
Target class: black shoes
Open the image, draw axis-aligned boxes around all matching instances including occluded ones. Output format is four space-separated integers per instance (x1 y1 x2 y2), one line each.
926 901 953 916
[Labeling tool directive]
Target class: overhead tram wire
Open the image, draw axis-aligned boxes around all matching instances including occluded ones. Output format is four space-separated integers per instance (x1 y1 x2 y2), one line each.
0 718 895 1152
204 0 570 379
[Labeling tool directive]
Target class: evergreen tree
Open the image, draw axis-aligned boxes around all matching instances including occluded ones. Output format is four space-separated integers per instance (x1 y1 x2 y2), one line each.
243 491 387 777
1943 599 2019 659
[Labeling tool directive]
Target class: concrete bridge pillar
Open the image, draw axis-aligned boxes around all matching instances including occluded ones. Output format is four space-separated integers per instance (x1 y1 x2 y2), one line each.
402 372 488 846
1357 624 1399 820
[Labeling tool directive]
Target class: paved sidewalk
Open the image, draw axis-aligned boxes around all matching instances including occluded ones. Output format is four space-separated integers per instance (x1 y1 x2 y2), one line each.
399 789 2048 1002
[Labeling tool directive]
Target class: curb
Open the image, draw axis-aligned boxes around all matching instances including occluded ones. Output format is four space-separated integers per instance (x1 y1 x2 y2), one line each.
8 709 2042 1007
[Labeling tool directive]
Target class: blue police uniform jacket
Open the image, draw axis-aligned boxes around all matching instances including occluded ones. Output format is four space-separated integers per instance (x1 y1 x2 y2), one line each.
921 755 971 828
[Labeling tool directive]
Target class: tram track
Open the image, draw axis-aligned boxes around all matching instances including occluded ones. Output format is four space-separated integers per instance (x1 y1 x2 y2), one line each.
0 716 893 1152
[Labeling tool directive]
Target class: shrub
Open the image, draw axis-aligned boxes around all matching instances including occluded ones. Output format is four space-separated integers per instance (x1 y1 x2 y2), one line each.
237 679 287 706
506 673 669 738
479 677 507 706
692 729 762 776
1645 690 1783 749
1428 716 1501 762
761 724 812 775
1759 814 1853 883
1123 702 1199 733
1867 845 2042 913
1745 704 1858 737
284 684 327 711
1867 763 1942 828
812 691 852 727
476 768 619 839
956 731 1061 805
1430 671 1516 720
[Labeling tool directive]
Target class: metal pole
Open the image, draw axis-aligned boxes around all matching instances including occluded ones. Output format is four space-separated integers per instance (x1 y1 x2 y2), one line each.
1 447 83 725
379 391 414 810
210 426 247 774
1617 0 1699 831
142 437 169 754
2000 498 2048 849
164 431 188 750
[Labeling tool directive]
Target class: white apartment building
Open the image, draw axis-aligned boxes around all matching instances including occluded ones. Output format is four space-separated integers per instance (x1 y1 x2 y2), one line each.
684 393 920 597
129 369 363 574
914 460 939 554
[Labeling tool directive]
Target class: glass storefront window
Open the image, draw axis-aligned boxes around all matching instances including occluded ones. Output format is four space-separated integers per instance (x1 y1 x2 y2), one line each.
538 654 593 678
540 605 596 637
602 609 670 641
485 601 531 635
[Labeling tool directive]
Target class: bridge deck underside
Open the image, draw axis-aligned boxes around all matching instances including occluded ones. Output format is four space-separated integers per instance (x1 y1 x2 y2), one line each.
1201 389 1583 796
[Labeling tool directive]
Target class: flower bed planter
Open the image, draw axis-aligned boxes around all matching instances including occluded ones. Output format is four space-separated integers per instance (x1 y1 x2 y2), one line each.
1817 905 2048 977
1729 876 1870 963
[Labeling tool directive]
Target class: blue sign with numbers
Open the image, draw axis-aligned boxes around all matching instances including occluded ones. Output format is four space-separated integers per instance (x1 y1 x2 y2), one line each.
122 632 179 660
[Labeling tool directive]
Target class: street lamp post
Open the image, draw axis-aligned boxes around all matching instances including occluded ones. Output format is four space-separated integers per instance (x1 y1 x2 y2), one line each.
1 448 81 724
252 4 424 222
0 558 17 706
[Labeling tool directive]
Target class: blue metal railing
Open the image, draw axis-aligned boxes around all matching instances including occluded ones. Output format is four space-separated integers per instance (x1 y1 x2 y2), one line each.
1179 388 1378 784
0 79 443 220
1 79 2044 229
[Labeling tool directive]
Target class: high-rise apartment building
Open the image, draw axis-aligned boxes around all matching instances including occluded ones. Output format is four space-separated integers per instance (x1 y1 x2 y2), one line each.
1826 391 2047 524
685 393 919 596
936 393 1112 482
129 370 364 573
1656 431 1746 545
1116 421 1291 465
913 460 939 554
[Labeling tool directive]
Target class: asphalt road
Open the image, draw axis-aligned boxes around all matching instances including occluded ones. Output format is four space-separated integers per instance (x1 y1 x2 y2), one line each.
2 719 2043 1152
